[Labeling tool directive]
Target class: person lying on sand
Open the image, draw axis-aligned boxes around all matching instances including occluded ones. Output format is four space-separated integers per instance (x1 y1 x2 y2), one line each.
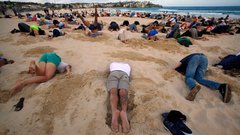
127 21 140 32
11 52 71 96
48 28 66 38
106 62 131 133
214 51 240 70
79 5 103 37
174 53 231 103
108 21 120 31
181 26 208 40
142 26 159 41
11 22 46 36
48 19 71 29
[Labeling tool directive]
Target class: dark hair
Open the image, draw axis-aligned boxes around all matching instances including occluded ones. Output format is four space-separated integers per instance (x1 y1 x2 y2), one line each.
134 21 140 25
153 21 159 25
53 20 60 25
53 29 60 37
121 20 129 26
29 31 35 36
38 28 45 35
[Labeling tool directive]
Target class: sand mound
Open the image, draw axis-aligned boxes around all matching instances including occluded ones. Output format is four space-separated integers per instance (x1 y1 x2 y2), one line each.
24 70 108 135
68 32 110 42
163 70 181 81
206 67 240 96
0 35 13 43
11 35 51 46
24 46 57 57
127 38 189 54
106 51 168 66
200 46 223 53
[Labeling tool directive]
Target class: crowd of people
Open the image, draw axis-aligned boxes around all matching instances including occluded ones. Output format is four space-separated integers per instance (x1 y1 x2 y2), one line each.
6 5 240 42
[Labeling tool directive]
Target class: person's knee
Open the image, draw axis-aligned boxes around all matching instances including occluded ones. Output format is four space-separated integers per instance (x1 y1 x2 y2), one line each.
42 75 52 82
119 89 128 97
195 77 204 83
110 88 118 95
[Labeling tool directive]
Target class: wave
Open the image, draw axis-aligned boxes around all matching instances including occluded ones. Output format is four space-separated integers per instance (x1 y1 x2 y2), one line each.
114 7 240 18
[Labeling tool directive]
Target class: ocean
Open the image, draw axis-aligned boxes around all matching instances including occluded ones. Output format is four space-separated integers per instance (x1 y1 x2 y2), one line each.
114 6 240 18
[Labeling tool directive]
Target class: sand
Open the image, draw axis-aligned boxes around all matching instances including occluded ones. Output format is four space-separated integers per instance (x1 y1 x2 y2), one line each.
0 10 240 135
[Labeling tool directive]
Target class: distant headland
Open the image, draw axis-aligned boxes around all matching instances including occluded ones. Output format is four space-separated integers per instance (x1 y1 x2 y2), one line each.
0 1 162 12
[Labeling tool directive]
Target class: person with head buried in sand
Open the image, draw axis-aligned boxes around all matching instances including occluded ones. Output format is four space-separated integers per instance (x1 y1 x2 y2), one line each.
106 62 131 133
174 53 231 103
11 52 71 96
79 5 103 37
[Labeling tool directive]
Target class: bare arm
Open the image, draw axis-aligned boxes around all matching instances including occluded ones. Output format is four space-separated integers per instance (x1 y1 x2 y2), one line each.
66 65 71 74
33 29 39 36
174 62 182 70
79 15 90 27
64 65 72 78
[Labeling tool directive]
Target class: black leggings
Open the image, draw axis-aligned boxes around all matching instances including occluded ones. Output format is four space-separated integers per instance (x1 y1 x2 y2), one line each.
18 23 30 32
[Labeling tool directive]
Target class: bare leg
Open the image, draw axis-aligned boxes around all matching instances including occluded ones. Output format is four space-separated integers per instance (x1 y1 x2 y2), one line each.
119 89 130 133
29 61 46 76
11 63 56 96
110 88 120 132
79 15 90 27
94 5 98 26
35 62 46 76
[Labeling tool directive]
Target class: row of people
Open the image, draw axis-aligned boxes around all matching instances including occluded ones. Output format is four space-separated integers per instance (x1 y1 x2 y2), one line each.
9 52 233 133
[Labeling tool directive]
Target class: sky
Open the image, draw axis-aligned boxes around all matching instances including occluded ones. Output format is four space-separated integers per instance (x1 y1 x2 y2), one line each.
1 0 240 6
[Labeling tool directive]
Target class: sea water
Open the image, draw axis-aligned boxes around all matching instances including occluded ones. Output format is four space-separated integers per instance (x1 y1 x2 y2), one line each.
114 6 240 18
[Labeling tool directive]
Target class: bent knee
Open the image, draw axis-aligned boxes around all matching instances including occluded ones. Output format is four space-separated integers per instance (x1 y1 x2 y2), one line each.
110 88 118 95
119 89 128 97
41 76 53 83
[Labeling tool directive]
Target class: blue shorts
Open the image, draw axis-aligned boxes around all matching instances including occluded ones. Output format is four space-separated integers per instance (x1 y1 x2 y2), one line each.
39 52 61 67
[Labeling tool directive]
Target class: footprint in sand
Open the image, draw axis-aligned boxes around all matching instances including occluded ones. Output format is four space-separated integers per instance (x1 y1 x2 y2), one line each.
86 119 97 135
94 88 105 97
0 90 11 103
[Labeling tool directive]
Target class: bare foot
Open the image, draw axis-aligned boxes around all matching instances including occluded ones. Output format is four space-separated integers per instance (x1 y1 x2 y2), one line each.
11 80 25 96
111 110 120 132
120 111 130 133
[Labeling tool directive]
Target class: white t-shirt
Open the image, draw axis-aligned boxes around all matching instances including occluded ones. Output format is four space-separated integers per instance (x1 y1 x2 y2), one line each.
110 62 131 76
57 62 69 73
118 29 127 41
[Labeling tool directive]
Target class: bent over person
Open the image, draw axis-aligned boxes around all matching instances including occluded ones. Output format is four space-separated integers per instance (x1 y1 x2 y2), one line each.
106 62 131 133
175 53 231 103
11 52 71 96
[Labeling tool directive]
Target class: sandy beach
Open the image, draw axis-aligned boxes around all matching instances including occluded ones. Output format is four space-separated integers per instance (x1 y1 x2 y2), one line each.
0 9 240 135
